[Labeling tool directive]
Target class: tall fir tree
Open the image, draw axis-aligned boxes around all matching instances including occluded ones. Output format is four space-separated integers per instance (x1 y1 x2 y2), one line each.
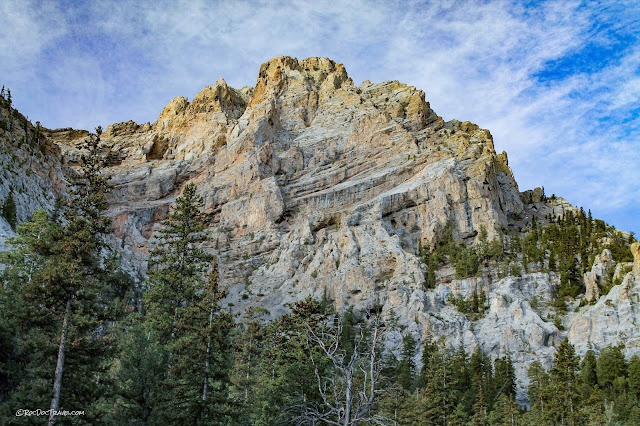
548 339 581 425
422 339 457 425
142 183 234 425
0 127 131 424
526 361 551 424
229 307 268 424
396 333 417 391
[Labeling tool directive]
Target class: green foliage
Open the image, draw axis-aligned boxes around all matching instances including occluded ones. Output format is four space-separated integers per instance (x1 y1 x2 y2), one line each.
145 183 213 340
1 191 17 229
396 333 417 390
579 347 598 389
448 289 488 318
0 127 133 422
252 296 332 425
229 307 268 423
421 339 458 424
548 338 582 424
596 346 627 390
526 360 551 423
422 249 437 289
628 355 640 400
110 321 167 425
527 342 639 425
140 183 235 424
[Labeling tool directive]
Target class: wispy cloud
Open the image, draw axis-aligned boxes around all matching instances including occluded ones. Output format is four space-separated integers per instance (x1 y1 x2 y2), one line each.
1 0 638 232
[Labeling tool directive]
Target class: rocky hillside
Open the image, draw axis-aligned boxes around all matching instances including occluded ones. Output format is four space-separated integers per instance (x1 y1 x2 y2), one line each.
1 57 638 401
0 99 65 251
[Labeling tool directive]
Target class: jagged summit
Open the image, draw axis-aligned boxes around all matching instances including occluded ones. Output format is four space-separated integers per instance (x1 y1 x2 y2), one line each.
1 57 638 403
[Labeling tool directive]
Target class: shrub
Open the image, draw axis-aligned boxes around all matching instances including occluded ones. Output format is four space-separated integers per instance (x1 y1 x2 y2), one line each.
1 191 17 229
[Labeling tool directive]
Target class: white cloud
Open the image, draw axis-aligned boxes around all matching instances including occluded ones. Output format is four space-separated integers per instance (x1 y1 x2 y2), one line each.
0 0 67 80
1 0 638 232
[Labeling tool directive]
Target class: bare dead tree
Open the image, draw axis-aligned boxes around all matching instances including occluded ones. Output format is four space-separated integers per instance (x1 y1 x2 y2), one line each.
289 314 393 426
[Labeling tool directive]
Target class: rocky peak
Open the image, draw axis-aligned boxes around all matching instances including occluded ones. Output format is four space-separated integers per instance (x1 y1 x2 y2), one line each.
156 96 189 128
187 78 249 120
250 56 352 107
4 57 639 404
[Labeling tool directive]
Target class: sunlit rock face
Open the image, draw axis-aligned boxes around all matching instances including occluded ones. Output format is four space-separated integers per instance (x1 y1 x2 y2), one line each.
3 56 639 402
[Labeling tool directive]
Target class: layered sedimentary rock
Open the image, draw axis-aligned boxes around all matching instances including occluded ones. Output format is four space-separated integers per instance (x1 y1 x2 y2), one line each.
2 56 639 401
0 104 65 250
568 242 640 356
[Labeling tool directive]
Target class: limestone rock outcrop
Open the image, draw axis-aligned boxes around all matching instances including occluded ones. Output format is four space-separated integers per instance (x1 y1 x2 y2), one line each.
2 56 638 403
584 249 615 302
0 104 65 250
568 244 640 356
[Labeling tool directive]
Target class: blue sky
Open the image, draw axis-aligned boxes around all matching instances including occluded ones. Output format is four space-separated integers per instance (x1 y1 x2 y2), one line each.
1 0 638 234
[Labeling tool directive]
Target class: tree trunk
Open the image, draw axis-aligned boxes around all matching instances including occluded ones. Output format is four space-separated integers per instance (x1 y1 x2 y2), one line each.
48 296 73 425
343 370 352 426
201 306 214 420
141 385 150 426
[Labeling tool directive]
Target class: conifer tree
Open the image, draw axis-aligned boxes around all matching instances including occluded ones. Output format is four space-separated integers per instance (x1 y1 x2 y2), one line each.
423 339 456 425
230 306 268 423
450 344 471 410
579 347 598 388
526 361 550 423
488 393 520 426
549 339 581 425
419 327 437 386
629 355 640 400
1 191 17 230
143 183 234 424
254 297 331 424
0 127 131 424
397 333 417 390
596 345 627 391
111 321 167 425
493 356 516 401
472 374 487 425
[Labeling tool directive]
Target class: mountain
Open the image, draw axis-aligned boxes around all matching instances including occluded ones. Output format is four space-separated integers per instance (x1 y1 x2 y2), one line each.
1 56 638 402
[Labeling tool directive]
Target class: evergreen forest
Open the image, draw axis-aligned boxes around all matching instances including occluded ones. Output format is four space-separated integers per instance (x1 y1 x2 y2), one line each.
0 125 638 425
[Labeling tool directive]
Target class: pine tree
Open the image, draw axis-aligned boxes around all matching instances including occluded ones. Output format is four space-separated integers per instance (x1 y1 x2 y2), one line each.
549 339 581 425
493 356 516 401
145 183 213 342
629 355 640 400
418 327 437 388
163 262 234 424
111 321 167 425
579 347 598 388
423 339 456 425
397 333 417 390
143 184 235 424
526 361 550 423
253 297 331 424
230 307 268 423
596 345 627 391
424 251 438 289
450 343 471 410
0 127 131 424
1 191 17 230
488 393 520 426
472 374 487 425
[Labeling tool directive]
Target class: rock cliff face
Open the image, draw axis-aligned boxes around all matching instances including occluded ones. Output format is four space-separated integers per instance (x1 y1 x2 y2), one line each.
0 104 65 251
2 56 639 401
568 244 640 356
